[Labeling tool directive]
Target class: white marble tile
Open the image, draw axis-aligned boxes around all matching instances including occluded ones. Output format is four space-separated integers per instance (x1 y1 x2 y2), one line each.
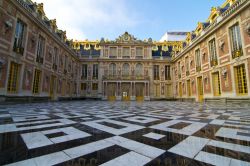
210 119 225 125
123 116 159 124
0 124 17 133
34 152 71 166
5 159 36 166
215 127 250 142
189 118 201 121
81 117 93 120
22 127 91 149
195 151 231 166
50 127 91 143
100 151 151 166
229 159 250 166
168 136 209 158
64 139 114 158
208 140 250 154
12 115 50 122
106 136 165 159
150 120 207 136
82 119 144 135
143 132 165 140
136 144 165 159
55 113 88 118
21 132 53 149
0 114 10 118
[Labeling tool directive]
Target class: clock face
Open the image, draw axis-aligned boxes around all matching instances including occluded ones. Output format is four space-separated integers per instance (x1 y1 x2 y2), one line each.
124 35 129 41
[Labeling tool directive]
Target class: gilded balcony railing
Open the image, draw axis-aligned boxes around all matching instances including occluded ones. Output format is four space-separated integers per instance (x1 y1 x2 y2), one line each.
232 49 243 59
196 66 201 72
210 59 218 67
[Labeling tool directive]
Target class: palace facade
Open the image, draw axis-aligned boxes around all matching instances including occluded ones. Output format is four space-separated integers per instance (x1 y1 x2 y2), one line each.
0 0 249 102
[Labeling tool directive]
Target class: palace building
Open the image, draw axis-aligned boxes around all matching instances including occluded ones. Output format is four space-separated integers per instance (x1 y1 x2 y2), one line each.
0 0 249 102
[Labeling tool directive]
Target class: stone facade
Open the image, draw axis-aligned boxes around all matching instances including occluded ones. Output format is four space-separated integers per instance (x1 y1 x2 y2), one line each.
172 0 250 102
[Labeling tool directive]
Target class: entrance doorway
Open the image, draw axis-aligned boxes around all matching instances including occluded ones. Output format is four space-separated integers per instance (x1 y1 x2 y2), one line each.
212 72 221 96
135 83 144 101
108 83 116 101
50 76 56 100
197 77 203 102
121 83 130 101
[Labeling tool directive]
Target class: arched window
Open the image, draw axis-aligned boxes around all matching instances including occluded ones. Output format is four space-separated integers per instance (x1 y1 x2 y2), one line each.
109 63 116 76
135 63 143 76
122 63 130 76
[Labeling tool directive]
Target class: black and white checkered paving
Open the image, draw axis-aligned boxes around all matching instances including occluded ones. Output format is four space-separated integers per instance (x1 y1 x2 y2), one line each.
0 101 249 166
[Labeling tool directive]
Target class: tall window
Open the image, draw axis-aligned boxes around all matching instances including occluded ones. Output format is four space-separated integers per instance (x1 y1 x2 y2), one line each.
122 63 130 77
64 56 68 72
82 64 88 79
36 35 45 63
136 47 143 57
195 49 201 72
135 63 143 77
53 47 58 65
185 57 189 76
209 38 218 66
178 62 181 78
109 63 116 77
234 64 248 95
93 64 98 79
230 23 243 59
153 65 159 80
52 47 58 71
109 47 117 58
122 47 130 58
165 65 171 80
13 19 26 55
32 69 41 94
7 62 20 93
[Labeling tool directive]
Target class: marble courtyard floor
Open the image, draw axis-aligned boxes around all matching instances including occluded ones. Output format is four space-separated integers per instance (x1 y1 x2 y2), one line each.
0 101 249 166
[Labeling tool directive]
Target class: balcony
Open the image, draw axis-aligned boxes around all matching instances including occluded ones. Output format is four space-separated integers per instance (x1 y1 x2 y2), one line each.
196 66 201 72
232 49 243 59
36 56 44 64
210 59 218 67
13 46 24 55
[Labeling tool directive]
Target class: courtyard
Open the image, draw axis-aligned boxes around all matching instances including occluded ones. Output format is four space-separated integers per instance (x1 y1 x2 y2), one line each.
0 101 249 166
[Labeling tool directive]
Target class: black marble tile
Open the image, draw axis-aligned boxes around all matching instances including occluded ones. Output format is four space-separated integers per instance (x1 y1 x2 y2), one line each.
121 128 188 150
145 151 213 166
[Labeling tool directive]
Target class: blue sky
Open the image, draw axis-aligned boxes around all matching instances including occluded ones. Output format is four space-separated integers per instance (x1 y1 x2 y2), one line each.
34 0 225 41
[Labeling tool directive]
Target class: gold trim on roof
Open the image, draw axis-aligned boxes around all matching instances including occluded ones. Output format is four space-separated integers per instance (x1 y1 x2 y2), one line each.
73 40 100 50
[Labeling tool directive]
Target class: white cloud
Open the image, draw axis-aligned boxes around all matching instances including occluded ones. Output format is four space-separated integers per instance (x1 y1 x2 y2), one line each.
33 0 140 40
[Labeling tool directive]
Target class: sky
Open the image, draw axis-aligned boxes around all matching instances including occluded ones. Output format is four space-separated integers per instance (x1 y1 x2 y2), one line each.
33 0 226 41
